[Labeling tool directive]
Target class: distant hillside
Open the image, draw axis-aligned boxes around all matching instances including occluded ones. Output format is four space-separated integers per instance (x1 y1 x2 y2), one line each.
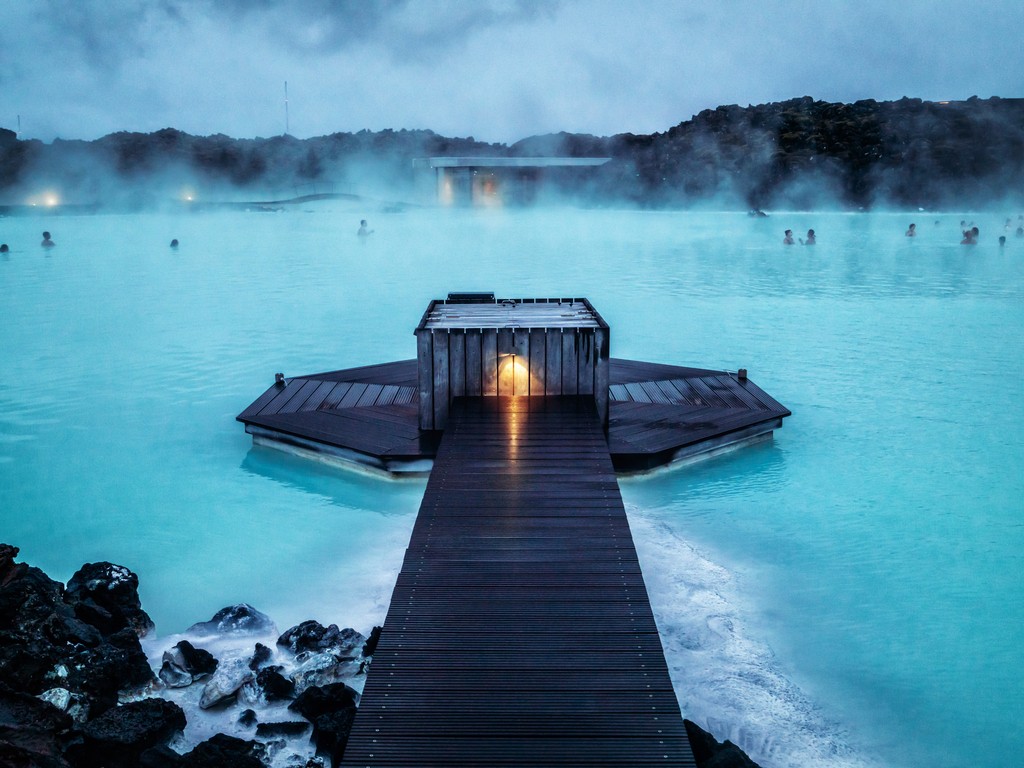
2 96 1023 209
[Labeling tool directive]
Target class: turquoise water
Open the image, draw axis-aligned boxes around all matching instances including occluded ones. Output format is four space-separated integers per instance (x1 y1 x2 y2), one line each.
1 206 1022 768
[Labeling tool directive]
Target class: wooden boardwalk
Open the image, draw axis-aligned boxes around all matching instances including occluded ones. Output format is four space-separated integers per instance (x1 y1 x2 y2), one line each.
237 358 789 474
341 396 695 767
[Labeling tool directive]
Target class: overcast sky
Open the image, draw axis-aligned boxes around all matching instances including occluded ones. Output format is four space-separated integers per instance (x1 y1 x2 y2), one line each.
2 0 1022 144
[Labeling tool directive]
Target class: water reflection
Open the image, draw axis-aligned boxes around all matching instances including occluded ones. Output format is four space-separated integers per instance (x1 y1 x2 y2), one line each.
240 445 425 516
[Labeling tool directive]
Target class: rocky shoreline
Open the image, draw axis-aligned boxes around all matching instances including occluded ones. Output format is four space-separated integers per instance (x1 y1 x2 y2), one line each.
0 543 760 767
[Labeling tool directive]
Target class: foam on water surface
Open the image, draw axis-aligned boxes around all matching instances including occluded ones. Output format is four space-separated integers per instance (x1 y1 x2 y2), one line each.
628 504 878 768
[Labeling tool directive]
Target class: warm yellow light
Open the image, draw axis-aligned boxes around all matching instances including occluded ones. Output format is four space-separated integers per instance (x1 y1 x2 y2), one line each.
27 191 60 206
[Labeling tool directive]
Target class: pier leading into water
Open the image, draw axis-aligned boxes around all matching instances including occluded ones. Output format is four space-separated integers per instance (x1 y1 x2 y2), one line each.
341 395 695 766
238 294 790 764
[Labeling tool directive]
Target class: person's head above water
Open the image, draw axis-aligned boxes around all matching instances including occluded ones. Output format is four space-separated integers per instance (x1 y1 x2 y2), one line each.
170 239 178 247
41 232 54 246
0 244 8 253
999 236 1006 245
785 230 792 236
360 220 367 226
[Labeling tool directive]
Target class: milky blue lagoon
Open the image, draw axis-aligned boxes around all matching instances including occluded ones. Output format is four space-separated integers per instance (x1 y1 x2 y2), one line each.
2 205 1021 768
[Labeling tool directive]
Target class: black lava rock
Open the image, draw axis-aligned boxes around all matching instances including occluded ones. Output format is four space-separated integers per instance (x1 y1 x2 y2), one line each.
0 547 154 714
254 720 310 738
255 668 294 701
361 626 381 657
288 683 358 721
139 744 186 768
66 562 154 638
277 622 364 656
187 605 274 636
311 708 356 766
66 698 186 768
182 733 264 768
247 643 272 671
237 709 257 728
0 683 76 767
684 719 763 768
73 628 155 716
174 641 217 677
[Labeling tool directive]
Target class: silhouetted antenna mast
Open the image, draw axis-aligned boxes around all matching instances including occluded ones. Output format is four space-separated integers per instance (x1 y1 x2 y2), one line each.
285 82 289 135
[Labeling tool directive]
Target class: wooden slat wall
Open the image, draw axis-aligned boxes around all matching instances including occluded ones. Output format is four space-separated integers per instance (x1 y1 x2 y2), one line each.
530 327 546 396
546 328 562 395
418 327 610 429
341 396 694 767
417 331 434 430
482 330 498 396
562 332 578 395
465 330 482 396
512 329 530 395
433 330 450 430
449 331 466 399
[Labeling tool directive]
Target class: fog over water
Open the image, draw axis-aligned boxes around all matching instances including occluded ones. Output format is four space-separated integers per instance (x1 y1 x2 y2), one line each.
1 204 1022 768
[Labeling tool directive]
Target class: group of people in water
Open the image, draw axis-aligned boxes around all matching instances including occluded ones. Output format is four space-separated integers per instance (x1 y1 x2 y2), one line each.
0 231 54 252
781 215 1024 246
2 219 376 253
783 229 815 245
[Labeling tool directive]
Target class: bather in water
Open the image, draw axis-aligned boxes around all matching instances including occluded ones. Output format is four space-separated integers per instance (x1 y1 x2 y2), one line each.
906 223 916 237
783 230 795 245
41 232 55 247
800 229 816 245
961 227 979 245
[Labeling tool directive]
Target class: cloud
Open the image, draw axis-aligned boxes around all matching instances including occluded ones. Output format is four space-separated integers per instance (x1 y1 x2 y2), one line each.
2 1 1023 144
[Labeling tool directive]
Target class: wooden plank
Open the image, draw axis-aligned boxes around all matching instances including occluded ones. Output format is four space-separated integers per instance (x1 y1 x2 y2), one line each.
258 378 308 416
529 327 546 396
465 329 482 396
450 331 466 399
496 328 514 396
237 383 283 421
355 383 385 407
298 380 338 411
481 329 498 396
318 381 352 409
277 379 322 414
578 329 595 395
595 326 610 426
562 330 578 395
512 329 530 396
417 331 433 430
433 330 450 429
624 382 652 403
545 328 562 395
341 396 693 768
374 384 400 406
337 381 368 408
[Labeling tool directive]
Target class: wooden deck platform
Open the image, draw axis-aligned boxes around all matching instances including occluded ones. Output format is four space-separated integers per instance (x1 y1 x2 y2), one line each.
237 359 790 474
340 396 696 767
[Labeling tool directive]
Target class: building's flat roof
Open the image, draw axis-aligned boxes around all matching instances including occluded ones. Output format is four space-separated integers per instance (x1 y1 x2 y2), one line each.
422 299 603 329
416 157 611 169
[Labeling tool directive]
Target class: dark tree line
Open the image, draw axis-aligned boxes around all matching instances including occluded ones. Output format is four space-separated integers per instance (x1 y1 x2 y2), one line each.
2 96 1022 209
